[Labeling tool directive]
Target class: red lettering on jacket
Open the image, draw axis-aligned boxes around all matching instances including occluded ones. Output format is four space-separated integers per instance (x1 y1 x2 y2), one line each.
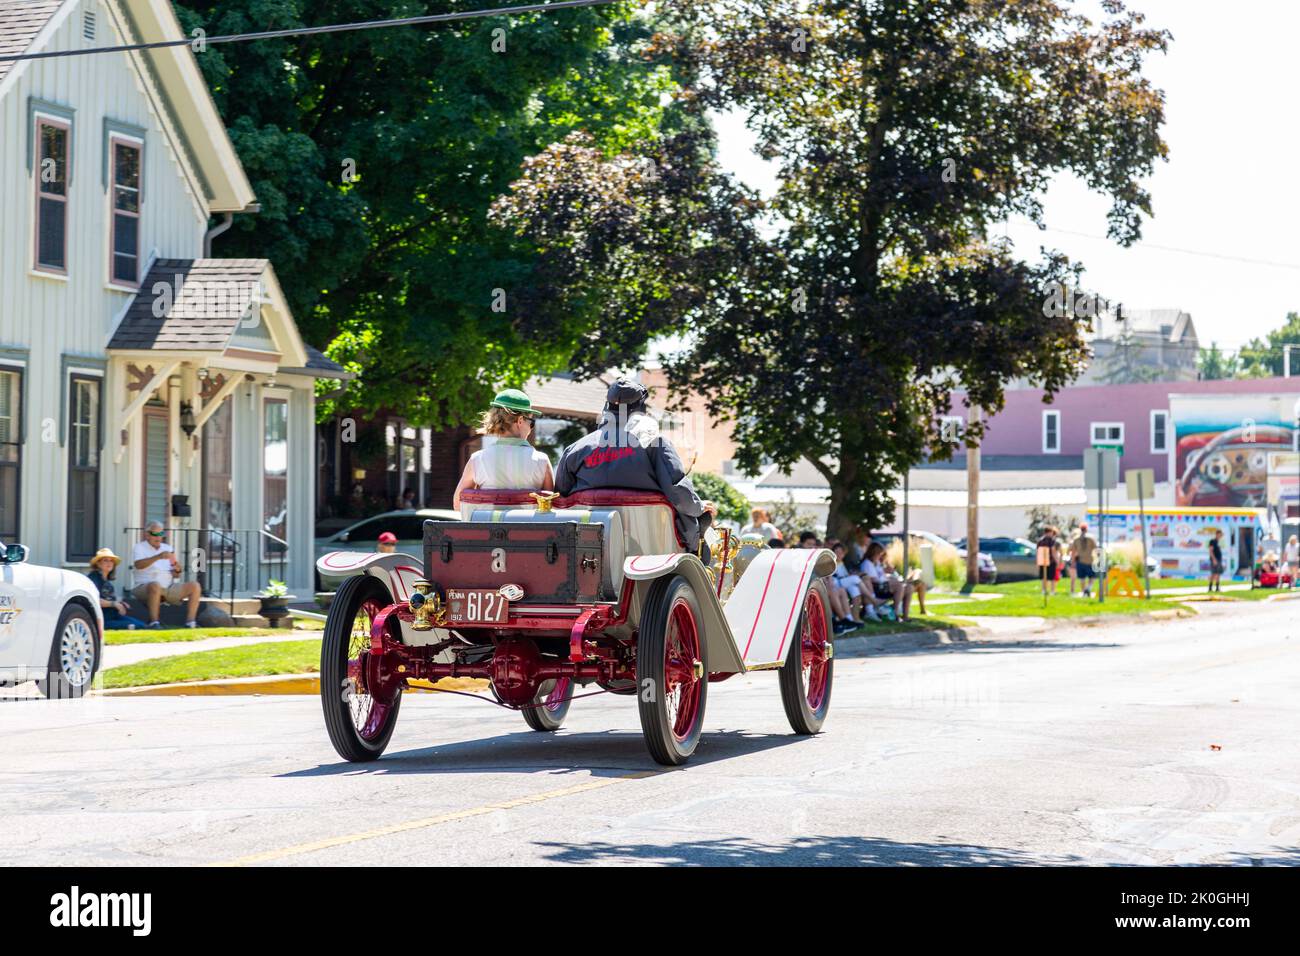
583 446 636 468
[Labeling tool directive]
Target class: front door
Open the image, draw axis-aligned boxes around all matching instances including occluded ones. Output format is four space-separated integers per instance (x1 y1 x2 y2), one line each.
141 407 169 528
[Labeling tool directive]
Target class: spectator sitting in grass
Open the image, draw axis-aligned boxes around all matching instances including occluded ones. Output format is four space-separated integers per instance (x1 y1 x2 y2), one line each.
768 538 785 549
798 530 820 549
87 548 148 631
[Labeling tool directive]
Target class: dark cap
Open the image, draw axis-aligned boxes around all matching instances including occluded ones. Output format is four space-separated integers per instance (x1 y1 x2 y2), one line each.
605 378 648 408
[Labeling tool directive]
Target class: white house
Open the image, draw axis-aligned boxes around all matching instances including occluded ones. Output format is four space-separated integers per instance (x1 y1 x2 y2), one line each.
0 0 345 610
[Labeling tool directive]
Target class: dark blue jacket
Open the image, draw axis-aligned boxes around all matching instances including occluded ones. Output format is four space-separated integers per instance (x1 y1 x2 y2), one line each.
555 411 706 552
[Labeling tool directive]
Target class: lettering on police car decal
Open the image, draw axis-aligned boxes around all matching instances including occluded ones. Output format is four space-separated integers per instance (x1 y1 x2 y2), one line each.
0 594 21 630
499 583 525 601
491 548 507 573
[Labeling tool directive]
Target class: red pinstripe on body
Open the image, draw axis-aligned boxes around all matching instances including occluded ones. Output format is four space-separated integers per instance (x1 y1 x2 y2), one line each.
741 555 780 659
773 549 819 661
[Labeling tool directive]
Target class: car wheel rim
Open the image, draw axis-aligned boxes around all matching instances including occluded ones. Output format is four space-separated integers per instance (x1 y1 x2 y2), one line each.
347 597 392 741
800 591 830 713
60 617 96 687
543 677 570 713
663 597 702 743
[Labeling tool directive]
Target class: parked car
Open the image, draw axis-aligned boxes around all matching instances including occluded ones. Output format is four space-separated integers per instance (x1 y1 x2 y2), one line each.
314 509 461 590
963 537 1039 581
0 540 103 697
873 530 998 584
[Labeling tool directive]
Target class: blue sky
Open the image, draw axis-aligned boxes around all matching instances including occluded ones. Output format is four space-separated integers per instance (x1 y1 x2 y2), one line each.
712 0 1300 353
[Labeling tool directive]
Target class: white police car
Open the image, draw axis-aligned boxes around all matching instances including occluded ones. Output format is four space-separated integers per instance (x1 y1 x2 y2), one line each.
0 539 103 697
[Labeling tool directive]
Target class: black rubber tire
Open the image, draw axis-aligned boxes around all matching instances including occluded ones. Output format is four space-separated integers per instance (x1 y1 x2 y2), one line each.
522 677 572 731
636 575 708 766
37 604 99 700
779 580 834 735
321 574 402 761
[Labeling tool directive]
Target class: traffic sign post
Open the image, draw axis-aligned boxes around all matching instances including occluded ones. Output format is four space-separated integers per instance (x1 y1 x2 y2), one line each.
1126 467 1156 599
1085 447 1120 604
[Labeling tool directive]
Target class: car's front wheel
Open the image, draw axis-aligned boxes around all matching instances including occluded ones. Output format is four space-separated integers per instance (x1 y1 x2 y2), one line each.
37 604 99 699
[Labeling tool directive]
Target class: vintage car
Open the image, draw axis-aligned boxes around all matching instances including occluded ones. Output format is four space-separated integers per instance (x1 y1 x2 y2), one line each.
316 488 835 766
0 539 103 698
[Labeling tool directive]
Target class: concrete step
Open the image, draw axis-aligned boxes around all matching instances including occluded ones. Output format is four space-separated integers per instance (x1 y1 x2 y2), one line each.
231 615 271 628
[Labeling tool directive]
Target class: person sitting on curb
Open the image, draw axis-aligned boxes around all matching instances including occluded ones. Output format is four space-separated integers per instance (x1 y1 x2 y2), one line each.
86 548 148 631
131 522 201 629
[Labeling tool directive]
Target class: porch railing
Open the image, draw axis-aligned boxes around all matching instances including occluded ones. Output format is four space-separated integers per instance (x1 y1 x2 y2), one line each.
120 527 289 616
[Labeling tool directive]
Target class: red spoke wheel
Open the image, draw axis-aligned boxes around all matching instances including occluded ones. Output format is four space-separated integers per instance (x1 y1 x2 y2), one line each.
522 676 573 732
779 580 834 734
321 575 403 761
637 575 708 766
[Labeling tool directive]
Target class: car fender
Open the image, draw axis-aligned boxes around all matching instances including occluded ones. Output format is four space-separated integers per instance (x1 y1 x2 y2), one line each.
316 551 425 602
316 551 450 648
722 547 835 669
0 566 102 684
622 553 746 674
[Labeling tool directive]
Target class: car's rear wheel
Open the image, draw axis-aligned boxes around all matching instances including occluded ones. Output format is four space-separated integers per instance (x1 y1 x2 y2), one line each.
779 581 833 734
38 604 99 699
321 574 402 761
522 676 572 731
637 575 708 766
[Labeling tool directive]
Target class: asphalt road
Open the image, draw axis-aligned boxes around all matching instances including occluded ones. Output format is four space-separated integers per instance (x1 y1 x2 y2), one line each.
2 601 1298 866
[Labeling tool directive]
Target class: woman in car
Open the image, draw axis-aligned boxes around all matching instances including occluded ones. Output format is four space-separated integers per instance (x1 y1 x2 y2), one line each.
452 389 554 509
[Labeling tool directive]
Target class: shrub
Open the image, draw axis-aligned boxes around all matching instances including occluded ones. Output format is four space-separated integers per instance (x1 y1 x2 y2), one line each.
1105 539 1147 572
690 471 750 526
886 536 963 586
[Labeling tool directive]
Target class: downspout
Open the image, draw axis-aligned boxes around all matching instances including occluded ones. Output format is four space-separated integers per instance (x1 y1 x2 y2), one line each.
202 203 261 257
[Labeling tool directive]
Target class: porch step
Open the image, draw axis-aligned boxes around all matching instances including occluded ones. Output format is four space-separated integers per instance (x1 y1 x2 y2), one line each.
231 614 272 628
150 598 267 628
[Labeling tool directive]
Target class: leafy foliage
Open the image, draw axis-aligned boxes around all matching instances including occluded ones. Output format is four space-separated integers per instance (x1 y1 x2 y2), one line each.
1025 505 1079 542
1197 342 1242 381
1239 312 1300 378
689 471 750 525
176 0 685 427
767 492 820 541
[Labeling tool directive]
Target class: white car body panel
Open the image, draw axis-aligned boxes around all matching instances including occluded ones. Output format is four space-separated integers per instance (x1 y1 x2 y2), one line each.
622 547 834 674
0 558 102 685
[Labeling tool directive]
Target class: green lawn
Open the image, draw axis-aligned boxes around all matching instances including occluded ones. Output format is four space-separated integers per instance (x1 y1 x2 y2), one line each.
932 579 1188 618
102 640 321 689
104 617 322 645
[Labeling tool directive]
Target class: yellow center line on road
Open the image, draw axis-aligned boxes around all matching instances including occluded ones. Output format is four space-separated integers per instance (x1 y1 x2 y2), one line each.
211 770 660 867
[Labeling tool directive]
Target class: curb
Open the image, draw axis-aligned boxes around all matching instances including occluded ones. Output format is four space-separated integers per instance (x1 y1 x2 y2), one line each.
95 674 490 698
835 624 991 657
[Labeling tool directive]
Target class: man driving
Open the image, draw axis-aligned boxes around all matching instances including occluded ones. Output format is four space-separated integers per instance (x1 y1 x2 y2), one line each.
555 379 713 554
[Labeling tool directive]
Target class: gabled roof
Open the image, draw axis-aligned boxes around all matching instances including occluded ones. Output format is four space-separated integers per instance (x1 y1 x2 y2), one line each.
0 0 255 212
108 258 310 369
0 1 61 87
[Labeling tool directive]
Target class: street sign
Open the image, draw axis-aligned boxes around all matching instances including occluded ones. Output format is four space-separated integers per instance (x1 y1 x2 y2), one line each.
1093 442 1123 457
1125 468 1156 500
1084 448 1119 489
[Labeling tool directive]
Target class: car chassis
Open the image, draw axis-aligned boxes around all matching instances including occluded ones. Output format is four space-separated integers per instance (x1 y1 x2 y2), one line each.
317 489 835 765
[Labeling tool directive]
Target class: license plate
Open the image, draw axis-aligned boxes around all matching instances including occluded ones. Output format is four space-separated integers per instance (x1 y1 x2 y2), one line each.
445 588 510 624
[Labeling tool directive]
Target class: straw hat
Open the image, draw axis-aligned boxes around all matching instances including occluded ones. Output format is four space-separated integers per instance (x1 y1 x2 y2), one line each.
89 547 122 570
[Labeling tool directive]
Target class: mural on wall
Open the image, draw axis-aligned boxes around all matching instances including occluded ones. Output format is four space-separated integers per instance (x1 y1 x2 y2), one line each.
1171 394 1300 507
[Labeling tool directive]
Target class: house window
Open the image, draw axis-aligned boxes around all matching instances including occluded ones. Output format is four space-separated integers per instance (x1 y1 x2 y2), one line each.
0 368 22 541
1090 422 1124 445
1042 410 1061 454
1150 410 1169 454
67 376 101 561
35 118 71 273
109 137 142 286
263 397 288 557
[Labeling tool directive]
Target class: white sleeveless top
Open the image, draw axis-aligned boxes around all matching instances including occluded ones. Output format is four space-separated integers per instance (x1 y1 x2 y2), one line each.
471 436 551 490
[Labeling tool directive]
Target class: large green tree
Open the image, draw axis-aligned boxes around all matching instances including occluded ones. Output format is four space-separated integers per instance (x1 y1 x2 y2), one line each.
495 0 1170 538
176 0 684 426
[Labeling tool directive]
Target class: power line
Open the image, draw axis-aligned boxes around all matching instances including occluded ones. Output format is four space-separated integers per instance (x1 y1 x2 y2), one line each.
1029 225 1300 273
0 0 630 63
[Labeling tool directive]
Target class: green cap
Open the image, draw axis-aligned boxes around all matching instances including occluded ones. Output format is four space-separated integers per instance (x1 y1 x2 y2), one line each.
490 388 534 414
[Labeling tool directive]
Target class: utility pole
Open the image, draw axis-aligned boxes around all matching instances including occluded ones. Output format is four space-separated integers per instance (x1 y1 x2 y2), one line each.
965 404 981 590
